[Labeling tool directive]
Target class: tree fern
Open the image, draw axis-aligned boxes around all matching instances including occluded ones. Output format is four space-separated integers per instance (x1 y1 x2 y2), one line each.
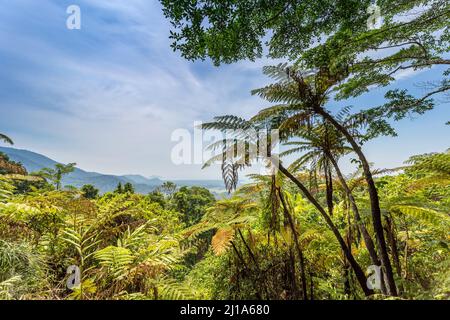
117 223 156 251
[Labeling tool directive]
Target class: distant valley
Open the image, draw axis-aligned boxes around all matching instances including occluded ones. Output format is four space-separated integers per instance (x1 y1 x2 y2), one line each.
0 147 227 195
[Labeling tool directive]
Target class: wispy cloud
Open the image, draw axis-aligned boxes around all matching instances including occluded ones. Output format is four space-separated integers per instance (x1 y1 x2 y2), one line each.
0 0 273 179
0 0 448 179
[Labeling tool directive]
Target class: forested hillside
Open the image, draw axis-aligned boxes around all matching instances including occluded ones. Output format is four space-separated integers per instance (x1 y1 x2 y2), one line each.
0 147 226 194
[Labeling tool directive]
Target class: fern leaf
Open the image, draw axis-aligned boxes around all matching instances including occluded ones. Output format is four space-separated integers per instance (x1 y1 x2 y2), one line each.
212 228 235 255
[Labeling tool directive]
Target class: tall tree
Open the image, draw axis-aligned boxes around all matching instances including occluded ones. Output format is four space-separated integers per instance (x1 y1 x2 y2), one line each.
281 124 382 272
171 186 215 226
123 182 135 194
250 64 398 295
115 182 123 194
160 0 372 64
81 184 99 199
37 163 76 190
201 116 373 296
161 181 177 198
160 0 449 93
160 0 450 297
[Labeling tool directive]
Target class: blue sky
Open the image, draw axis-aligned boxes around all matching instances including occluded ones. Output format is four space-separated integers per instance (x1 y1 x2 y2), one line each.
0 0 448 179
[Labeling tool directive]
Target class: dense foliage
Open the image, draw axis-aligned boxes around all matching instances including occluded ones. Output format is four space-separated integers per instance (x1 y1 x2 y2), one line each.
0 150 448 300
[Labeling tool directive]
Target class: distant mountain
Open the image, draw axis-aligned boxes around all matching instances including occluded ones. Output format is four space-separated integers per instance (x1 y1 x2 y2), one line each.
0 146 226 194
121 174 161 186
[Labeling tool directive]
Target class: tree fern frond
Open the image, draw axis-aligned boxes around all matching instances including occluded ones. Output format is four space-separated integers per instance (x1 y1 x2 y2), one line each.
261 63 290 81
0 133 13 145
212 228 235 255
280 145 313 158
202 115 254 131
391 205 449 224
222 161 239 193
159 278 196 300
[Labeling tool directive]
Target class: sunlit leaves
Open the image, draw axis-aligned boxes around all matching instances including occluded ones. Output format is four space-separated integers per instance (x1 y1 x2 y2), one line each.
94 246 134 281
212 228 235 255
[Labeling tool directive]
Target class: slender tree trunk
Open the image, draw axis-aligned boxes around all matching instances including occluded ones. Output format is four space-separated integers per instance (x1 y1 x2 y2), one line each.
288 248 299 299
324 162 334 216
237 229 271 298
385 214 402 279
309 271 314 300
385 214 404 294
277 187 308 300
327 152 380 266
403 224 409 281
343 255 352 296
231 241 248 270
323 124 333 216
328 152 388 295
237 229 259 269
278 163 373 296
308 170 314 192
316 108 397 296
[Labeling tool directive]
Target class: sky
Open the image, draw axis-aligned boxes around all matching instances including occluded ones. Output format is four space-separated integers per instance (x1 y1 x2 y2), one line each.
0 0 448 180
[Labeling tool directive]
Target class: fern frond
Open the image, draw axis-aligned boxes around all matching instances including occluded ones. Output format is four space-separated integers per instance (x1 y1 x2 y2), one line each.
0 275 21 300
222 161 239 193
159 278 196 300
0 133 13 145
94 246 134 280
391 205 449 224
211 228 235 255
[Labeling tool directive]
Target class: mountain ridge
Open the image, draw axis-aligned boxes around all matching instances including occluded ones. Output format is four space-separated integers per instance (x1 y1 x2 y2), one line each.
0 146 226 194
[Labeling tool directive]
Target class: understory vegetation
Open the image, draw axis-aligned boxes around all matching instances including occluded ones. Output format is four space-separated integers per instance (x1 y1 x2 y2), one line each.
0 148 448 300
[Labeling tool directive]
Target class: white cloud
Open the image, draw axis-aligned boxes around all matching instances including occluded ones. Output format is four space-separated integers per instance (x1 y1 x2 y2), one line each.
0 0 277 179
1 0 447 181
